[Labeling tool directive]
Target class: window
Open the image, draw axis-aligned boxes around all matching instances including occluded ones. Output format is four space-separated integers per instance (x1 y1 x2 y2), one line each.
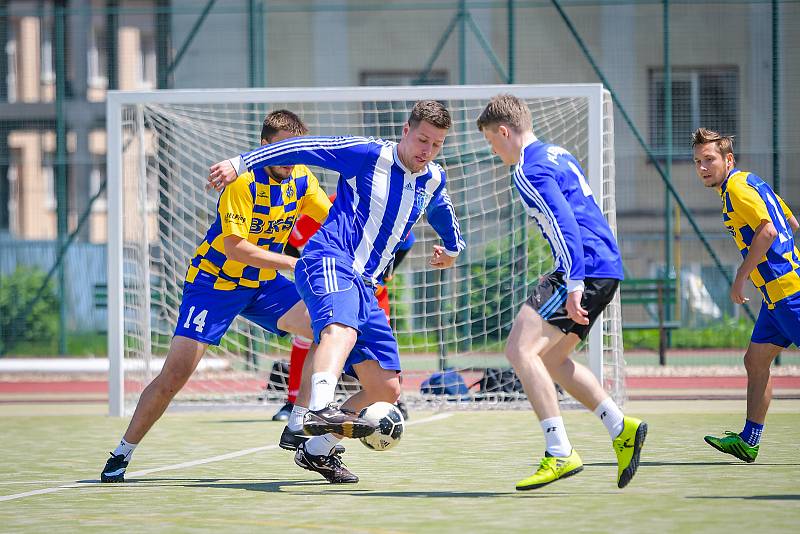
649 67 738 159
88 23 108 90
5 38 17 103
138 30 156 90
359 70 449 141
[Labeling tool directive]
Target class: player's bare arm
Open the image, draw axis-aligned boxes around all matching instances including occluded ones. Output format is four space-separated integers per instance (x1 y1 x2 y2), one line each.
731 220 778 304
223 235 298 271
789 215 799 233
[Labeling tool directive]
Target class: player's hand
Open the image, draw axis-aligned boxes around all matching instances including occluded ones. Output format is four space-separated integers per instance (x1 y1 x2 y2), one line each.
729 277 749 305
207 160 237 192
428 245 455 269
566 290 590 325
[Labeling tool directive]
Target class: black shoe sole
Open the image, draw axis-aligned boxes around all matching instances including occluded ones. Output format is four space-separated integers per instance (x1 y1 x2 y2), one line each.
100 474 125 483
618 422 648 488
303 420 376 439
703 436 756 463
516 465 584 491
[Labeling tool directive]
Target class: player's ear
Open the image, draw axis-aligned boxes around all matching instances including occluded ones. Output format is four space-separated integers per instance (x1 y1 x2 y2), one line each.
260 138 269 146
498 124 510 138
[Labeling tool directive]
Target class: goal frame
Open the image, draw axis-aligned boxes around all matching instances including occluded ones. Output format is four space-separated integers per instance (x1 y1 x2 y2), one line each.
106 84 610 417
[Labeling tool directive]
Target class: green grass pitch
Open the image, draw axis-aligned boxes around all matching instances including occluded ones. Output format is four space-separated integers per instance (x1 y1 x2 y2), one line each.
1 400 798 533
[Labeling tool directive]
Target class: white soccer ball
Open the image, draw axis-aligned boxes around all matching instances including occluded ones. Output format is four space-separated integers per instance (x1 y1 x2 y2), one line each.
358 401 405 451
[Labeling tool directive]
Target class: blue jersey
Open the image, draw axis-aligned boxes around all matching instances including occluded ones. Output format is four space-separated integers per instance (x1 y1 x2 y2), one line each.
234 136 466 282
514 140 623 290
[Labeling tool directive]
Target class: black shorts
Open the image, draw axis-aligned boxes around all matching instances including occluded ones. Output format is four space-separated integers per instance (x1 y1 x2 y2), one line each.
525 272 620 340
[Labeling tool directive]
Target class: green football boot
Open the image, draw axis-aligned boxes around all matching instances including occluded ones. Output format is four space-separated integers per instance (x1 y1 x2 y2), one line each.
704 431 759 463
515 449 583 491
613 416 648 488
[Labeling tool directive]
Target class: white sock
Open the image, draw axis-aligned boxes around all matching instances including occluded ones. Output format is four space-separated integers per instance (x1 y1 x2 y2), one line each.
288 406 308 432
305 434 342 457
308 372 338 411
112 438 137 461
541 416 572 457
594 397 625 439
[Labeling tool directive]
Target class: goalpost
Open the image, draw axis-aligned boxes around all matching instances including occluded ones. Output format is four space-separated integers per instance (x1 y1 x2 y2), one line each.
106 84 623 417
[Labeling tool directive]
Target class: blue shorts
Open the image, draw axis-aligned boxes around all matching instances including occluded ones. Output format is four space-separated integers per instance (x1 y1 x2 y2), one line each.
294 253 400 377
174 270 301 345
751 293 800 348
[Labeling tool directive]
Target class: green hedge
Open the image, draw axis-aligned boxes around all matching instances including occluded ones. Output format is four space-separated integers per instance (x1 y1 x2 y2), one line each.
0 268 58 355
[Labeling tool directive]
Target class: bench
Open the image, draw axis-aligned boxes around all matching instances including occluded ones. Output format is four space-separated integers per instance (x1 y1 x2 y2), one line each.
93 283 163 309
620 277 680 365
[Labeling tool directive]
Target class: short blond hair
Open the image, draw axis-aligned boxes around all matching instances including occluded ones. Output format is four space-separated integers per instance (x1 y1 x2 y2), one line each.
261 109 308 142
476 94 533 133
691 127 735 163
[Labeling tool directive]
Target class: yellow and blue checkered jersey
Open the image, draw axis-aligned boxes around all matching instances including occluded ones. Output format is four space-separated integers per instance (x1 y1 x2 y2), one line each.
185 164 331 290
720 168 800 308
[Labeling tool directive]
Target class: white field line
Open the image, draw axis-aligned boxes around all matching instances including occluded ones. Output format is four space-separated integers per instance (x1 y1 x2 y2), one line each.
0 412 453 503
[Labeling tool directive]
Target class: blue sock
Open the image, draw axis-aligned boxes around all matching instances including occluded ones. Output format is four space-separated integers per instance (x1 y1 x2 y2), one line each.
740 420 764 447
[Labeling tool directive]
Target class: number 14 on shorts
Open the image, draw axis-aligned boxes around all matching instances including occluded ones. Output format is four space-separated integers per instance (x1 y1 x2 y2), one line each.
183 306 208 332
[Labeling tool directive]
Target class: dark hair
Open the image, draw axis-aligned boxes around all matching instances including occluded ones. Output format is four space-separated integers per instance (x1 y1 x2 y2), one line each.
408 100 451 130
691 127 735 163
261 109 308 142
476 94 532 133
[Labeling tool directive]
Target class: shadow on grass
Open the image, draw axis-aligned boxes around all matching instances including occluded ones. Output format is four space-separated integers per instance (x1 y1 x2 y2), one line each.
686 494 800 501
188 481 524 498
109 478 549 498
81 477 620 498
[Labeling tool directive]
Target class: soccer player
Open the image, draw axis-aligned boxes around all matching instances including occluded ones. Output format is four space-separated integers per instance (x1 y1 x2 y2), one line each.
692 127 800 463
272 200 414 426
100 110 332 483
476 94 646 490
208 100 465 483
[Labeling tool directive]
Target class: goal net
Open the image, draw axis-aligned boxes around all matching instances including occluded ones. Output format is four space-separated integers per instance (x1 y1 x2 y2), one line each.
106 85 622 416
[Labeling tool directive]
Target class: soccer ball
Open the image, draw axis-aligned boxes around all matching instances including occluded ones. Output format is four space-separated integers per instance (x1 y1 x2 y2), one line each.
358 401 404 451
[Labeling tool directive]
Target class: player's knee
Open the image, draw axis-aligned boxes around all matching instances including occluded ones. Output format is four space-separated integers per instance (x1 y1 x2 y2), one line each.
369 378 401 404
319 323 358 346
504 342 525 366
743 352 771 375
379 384 402 404
157 361 194 391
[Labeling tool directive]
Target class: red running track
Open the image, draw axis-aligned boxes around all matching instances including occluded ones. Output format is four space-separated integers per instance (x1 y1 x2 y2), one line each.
2 375 800 396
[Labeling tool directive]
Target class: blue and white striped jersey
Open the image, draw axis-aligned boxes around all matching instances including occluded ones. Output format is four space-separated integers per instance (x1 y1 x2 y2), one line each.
514 140 623 292
233 136 465 282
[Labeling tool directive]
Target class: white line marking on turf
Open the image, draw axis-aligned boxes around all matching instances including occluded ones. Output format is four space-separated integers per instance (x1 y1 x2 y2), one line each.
0 412 453 503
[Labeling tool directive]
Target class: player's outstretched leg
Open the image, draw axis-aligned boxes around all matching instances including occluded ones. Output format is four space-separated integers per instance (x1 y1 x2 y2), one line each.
704 431 758 463
516 450 584 491
99 336 206 483
613 417 648 488
294 441 358 484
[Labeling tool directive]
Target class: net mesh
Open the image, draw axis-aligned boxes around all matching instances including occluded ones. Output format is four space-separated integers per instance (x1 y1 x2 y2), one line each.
113 87 622 411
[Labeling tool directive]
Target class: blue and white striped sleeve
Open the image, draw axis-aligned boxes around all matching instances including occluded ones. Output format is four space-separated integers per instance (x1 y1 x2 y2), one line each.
426 182 466 257
516 164 586 291
228 136 371 177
